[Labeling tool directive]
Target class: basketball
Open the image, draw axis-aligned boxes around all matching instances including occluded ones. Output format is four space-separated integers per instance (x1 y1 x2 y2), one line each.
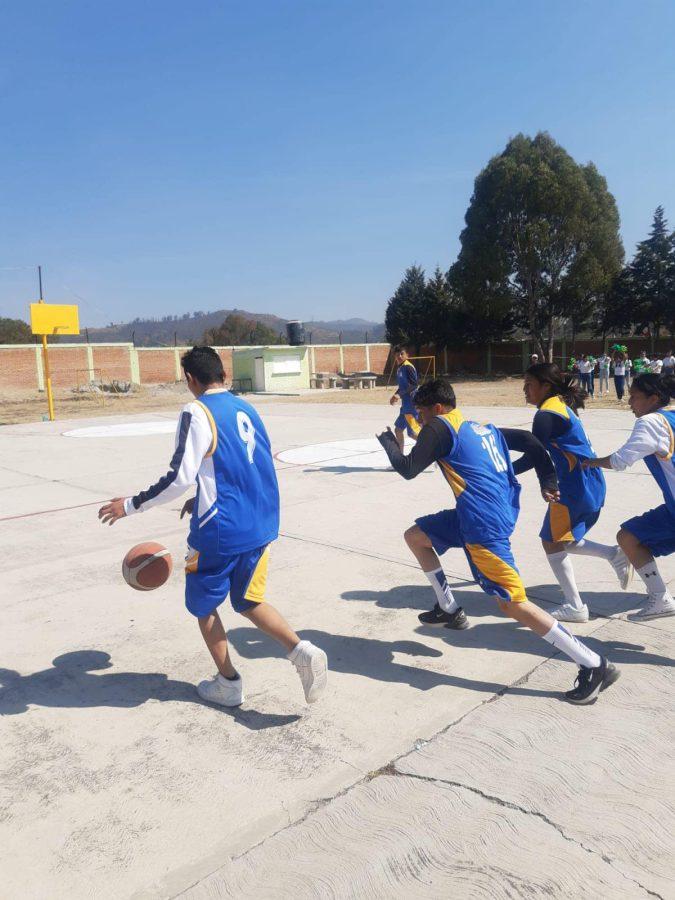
122 542 173 591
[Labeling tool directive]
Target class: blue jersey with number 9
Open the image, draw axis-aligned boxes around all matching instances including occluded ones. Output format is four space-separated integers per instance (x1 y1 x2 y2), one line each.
436 409 521 542
188 391 280 555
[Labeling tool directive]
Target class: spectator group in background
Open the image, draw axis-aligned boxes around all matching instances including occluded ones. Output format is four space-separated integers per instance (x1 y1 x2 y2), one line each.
561 346 674 403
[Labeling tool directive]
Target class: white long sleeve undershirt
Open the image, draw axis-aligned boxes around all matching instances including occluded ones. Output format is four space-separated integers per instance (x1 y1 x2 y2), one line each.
609 412 672 470
123 401 213 516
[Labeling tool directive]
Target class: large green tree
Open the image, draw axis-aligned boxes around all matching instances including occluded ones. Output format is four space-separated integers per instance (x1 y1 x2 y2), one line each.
384 265 428 351
453 132 624 359
204 313 286 346
0 317 32 343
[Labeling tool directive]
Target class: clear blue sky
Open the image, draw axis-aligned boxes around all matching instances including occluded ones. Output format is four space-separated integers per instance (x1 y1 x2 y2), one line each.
1 0 674 327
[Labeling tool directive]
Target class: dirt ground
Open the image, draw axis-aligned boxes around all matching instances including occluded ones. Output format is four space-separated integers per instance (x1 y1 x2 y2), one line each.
0 378 630 425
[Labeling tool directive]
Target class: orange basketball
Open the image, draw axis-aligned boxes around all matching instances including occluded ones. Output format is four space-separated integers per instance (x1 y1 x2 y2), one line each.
122 542 173 591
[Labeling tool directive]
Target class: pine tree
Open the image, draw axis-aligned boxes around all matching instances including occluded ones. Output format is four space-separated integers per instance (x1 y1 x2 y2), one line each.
629 207 675 339
384 265 428 352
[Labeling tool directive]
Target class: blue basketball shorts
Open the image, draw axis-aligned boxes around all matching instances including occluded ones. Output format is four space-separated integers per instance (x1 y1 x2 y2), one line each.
539 502 600 543
184 543 270 618
621 504 675 557
415 509 527 603
395 411 421 438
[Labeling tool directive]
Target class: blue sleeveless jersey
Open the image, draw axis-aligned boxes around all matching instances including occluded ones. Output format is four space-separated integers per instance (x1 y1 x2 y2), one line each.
188 391 280 555
538 397 606 514
644 408 675 517
396 360 418 413
436 409 521 542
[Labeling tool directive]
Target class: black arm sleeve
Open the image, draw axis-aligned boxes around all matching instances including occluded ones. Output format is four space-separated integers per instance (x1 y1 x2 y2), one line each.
378 418 453 480
531 409 568 445
500 427 558 493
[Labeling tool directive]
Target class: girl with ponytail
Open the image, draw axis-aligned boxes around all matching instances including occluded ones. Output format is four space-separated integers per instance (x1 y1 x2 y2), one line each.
583 372 675 620
522 363 633 622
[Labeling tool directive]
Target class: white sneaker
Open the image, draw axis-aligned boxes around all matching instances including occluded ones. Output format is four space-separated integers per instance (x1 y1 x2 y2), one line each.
288 640 328 703
550 603 590 623
197 673 244 707
611 548 634 590
628 594 675 621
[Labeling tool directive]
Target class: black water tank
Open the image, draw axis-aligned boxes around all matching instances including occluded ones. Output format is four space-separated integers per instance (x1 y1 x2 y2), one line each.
286 320 305 345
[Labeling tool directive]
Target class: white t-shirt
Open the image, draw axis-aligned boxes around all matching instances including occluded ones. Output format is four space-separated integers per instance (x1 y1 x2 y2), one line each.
577 360 593 374
598 355 611 371
663 355 675 369
650 359 663 373
613 361 626 375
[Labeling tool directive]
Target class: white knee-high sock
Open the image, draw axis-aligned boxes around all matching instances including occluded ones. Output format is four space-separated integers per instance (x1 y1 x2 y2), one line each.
566 539 617 561
636 561 670 599
547 551 584 610
542 622 601 668
424 568 459 612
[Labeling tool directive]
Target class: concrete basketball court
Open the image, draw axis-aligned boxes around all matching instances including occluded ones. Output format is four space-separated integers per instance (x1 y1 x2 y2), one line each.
1 397 674 899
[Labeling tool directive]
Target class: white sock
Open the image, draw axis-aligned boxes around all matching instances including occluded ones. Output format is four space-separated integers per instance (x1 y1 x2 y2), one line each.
424 568 459 613
287 640 307 662
542 622 601 668
566 539 617 562
546 551 584 610
636 561 669 599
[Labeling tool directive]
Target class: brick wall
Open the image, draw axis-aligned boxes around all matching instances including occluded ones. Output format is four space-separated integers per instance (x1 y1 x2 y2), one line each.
368 345 391 374
312 347 341 373
92 346 132 381
138 350 177 383
342 346 368 372
0 347 38 389
48 346 89 387
215 347 234 380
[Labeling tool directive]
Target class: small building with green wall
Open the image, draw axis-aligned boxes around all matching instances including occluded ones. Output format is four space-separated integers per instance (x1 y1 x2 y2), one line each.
232 345 310 392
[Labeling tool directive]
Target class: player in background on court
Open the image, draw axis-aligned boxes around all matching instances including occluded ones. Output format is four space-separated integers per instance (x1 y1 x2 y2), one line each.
582 372 675 620
378 377 620 705
98 346 328 708
389 346 420 451
523 363 633 623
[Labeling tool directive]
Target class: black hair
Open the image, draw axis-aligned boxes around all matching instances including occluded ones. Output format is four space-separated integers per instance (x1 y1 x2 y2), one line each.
526 362 587 412
414 376 456 409
181 346 225 384
392 345 407 355
631 372 675 407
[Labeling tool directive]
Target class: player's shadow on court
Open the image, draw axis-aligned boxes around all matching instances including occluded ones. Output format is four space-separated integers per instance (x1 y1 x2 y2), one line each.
228 627 562 698
0 651 300 729
341 583 482 612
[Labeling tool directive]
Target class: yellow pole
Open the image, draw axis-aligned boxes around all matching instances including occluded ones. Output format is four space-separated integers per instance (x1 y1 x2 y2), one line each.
41 333 55 421
37 265 55 421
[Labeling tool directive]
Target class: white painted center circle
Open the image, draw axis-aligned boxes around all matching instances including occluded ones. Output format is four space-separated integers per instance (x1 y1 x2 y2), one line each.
64 421 178 438
276 437 416 471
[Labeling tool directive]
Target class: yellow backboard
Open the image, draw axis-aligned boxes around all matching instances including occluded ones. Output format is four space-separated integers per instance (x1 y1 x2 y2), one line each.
30 303 80 336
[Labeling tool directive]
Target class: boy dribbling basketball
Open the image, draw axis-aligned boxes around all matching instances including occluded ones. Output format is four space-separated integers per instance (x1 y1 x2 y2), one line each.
98 346 328 707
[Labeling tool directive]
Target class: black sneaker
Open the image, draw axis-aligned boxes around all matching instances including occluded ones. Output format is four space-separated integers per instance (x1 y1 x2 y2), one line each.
565 657 621 705
418 603 469 629
418 602 450 625
445 607 469 630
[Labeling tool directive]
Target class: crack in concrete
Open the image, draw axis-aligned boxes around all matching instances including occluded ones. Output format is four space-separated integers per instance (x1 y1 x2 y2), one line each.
170 594 662 898
394 769 664 900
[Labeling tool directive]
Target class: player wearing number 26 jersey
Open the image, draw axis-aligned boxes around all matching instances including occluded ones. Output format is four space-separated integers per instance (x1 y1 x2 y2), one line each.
124 388 279 617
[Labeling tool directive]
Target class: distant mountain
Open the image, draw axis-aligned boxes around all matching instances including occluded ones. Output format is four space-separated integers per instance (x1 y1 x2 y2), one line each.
73 308 385 346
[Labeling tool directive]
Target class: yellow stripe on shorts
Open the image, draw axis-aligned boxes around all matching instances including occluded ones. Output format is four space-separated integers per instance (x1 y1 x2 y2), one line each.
405 414 421 437
245 547 270 604
549 502 574 542
464 543 527 603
